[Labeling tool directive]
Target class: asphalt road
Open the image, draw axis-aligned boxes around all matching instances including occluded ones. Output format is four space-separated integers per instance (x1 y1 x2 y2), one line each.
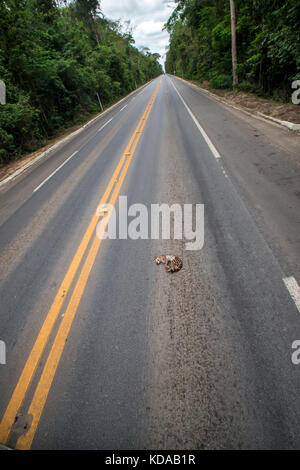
0 75 299 450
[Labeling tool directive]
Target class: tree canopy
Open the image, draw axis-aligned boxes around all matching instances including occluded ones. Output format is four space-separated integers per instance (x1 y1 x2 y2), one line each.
0 0 162 163
165 0 300 99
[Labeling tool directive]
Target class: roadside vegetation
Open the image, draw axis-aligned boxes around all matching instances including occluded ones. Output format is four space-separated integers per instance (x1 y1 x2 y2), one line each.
0 0 162 164
165 1 300 102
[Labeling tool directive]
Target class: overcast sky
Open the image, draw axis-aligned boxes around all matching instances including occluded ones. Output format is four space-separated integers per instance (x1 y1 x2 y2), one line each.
101 0 176 68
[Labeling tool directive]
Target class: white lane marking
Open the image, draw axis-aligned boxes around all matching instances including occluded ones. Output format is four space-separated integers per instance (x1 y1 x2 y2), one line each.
219 161 229 178
169 76 300 315
169 78 221 160
119 104 128 112
33 151 78 193
0 80 153 189
98 118 113 132
283 277 300 313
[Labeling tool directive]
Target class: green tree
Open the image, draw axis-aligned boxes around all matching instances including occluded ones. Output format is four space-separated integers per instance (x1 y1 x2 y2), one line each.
165 0 300 97
0 0 162 164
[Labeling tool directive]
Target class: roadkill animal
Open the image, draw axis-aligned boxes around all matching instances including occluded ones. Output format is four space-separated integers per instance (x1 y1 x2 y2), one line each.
155 255 183 273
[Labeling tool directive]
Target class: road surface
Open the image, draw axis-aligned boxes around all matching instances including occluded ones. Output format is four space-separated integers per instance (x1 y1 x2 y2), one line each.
0 75 299 450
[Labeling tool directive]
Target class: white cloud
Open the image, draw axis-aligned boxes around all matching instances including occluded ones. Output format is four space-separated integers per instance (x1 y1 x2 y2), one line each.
101 0 176 67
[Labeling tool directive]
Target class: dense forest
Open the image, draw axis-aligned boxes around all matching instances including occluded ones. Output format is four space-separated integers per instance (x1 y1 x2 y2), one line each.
165 0 300 100
0 0 162 164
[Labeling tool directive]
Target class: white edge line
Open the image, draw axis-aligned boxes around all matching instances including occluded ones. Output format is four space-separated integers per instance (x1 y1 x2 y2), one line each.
172 75 300 133
169 78 222 160
0 79 155 189
33 151 78 193
119 104 128 112
98 118 113 133
169 75 300 314
283 277 300 313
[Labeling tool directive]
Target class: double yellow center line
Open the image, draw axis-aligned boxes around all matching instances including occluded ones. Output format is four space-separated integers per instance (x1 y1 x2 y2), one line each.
0 78 162 450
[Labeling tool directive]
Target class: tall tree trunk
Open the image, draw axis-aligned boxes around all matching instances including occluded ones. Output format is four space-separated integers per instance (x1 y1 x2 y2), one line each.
89 16 99 45
229 0 238 89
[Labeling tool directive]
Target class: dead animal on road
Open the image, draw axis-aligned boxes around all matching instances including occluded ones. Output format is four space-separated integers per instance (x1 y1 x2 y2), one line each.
155 255 183 273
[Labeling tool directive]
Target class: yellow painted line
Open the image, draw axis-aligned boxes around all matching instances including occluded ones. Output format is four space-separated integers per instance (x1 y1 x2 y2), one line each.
0 78 161 449
0 82 159 446
16 158 132 450
0 155 125 446
16 79 161 450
